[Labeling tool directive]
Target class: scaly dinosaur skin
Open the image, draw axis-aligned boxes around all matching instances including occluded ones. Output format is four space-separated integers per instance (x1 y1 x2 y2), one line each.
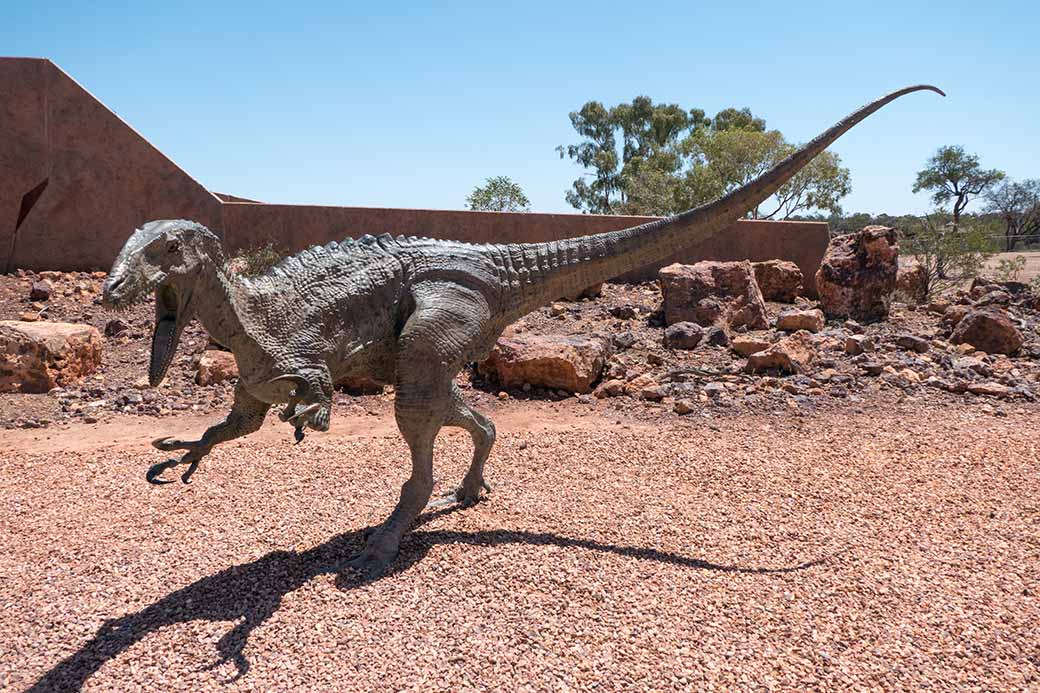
103 86 942 578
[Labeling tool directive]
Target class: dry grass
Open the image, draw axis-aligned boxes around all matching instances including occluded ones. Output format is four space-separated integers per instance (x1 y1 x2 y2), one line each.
984 251 1040 283
3 397 1038 691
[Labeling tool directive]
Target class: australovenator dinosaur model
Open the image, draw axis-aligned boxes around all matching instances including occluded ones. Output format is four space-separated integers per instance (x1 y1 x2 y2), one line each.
102 86 942 578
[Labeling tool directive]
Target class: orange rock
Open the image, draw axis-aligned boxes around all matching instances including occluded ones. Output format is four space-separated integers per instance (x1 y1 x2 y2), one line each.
745 331 816 375
950 309 1023 355
0 321 103 393
815 226 898 322
478 334 609 394
658 261 768 330
195 349 239 385
752 260 804 302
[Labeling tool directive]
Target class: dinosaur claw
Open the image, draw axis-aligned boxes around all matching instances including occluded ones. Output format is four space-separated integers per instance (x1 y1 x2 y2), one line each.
180 460 200 484
151 436 175 451
146 459 178 485
287 403 321 425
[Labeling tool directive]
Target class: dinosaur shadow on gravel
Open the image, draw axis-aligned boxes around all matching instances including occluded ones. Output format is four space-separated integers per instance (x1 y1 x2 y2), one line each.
29 507 823 692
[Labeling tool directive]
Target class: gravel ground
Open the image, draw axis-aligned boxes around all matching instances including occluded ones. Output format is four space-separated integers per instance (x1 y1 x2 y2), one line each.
2 396 1038 691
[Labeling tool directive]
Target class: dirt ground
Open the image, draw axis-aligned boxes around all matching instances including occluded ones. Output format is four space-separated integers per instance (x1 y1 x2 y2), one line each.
2 267 1040 690
2 394 1038 691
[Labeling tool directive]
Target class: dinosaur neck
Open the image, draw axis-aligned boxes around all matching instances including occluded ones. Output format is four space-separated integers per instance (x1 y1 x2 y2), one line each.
192 261 251 351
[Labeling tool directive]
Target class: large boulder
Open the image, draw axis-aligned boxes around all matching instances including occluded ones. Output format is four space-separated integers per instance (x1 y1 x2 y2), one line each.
478 334 609 394
950 309 1024 355
0 321 103 393
658 261 768 330
752 260 804 302
745 331 816 375
815 226 899 322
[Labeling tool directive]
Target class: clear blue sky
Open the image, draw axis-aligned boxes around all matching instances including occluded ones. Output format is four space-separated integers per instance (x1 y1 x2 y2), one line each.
5 0 1037 216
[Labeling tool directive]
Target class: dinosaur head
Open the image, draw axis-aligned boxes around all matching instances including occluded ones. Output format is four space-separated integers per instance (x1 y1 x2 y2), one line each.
103 219 225 386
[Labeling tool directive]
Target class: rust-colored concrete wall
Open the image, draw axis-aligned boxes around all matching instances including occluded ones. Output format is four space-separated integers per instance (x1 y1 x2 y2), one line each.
0 58 222 273
0 57 828 294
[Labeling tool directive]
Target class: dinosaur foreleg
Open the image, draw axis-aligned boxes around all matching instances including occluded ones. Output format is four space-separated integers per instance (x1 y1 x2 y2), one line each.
147 382 270 484
273 368 333 439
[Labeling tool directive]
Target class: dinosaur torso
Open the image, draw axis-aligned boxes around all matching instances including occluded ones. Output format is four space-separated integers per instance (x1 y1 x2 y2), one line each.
200 234 523 403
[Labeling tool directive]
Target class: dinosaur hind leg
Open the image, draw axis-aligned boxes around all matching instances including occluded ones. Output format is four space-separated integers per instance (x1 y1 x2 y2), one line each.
347 282 491 580
439 382 495 507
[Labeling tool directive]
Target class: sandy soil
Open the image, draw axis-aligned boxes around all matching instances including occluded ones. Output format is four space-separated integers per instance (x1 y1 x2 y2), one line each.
2 395 1038 691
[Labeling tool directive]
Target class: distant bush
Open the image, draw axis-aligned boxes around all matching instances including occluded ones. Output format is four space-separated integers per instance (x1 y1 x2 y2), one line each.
901 211 995 299
991 255 1027 282
232 241 288 276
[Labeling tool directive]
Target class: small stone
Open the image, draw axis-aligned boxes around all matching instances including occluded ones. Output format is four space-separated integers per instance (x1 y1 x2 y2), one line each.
745 331 816 375
663 322 704 350
29 280 53 301
894 334 929 353
704 326 729 347
593 379 626 398
860 362 884 376
612 331 638 349
844 334 874 355
967 382 1011 397
609 305 639 319
673 399 695 415
731 334 772 357
104 318 131 337
950 309 1024 355
195 350 239 385
776 308 824 333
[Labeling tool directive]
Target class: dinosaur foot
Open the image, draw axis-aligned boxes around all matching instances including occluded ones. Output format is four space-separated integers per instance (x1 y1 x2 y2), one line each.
145 457 200 485
344 549 396 582
426 479 491 509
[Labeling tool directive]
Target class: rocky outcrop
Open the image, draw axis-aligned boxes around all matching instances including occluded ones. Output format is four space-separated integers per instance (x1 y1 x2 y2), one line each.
950 309 1024 355
195 350 239 385
745 331 816 375
0 321 103 393
479 334 609 394
658 261 768 330
776 308 824 333
815 226 899 322
752 260 804 302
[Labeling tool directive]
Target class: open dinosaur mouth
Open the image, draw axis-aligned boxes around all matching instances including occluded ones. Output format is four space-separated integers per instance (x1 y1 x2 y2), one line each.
149 285 187 386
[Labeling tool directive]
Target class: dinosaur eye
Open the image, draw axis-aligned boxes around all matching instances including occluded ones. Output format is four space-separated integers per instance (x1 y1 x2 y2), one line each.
167 240 181 254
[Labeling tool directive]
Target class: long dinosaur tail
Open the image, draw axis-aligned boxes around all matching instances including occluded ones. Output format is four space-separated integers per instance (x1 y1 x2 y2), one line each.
511 84 944 313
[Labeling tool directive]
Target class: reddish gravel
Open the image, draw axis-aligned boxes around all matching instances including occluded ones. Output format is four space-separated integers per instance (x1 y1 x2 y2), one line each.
2 397 1038 691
